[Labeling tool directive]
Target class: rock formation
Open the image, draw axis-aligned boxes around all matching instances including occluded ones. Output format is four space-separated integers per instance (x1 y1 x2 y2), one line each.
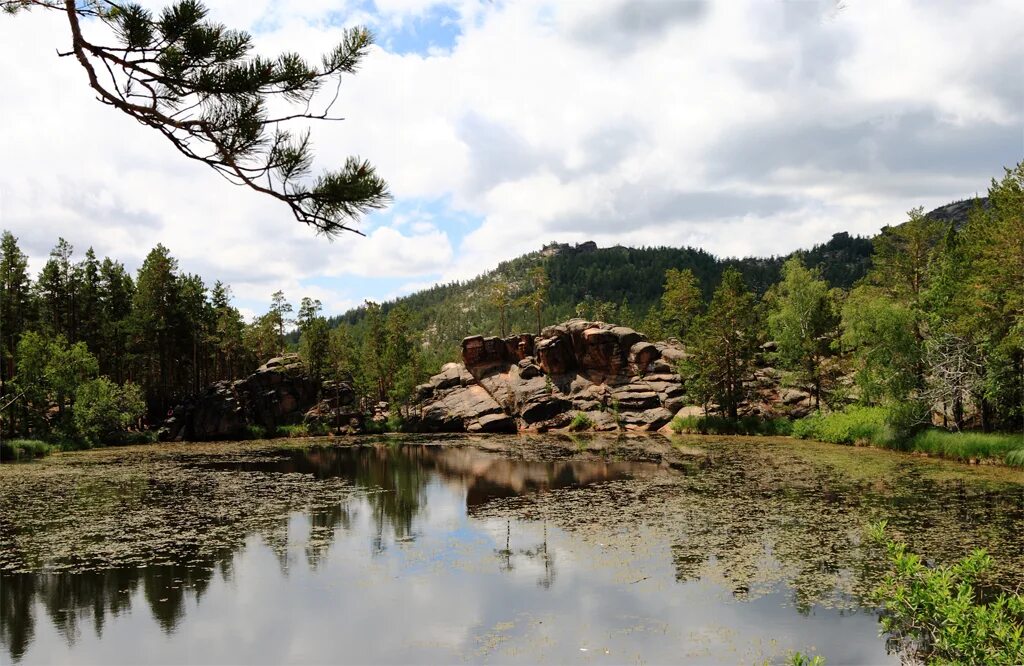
160 354 357 441
407 319 820 434
407 319 689 433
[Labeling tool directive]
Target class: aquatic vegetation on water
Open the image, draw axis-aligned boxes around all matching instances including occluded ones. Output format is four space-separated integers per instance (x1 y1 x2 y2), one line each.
0 440 370 573
1 434 1022 664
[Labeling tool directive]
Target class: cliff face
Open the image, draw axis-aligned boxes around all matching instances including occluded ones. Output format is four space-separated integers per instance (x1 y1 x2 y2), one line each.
406 319 691 433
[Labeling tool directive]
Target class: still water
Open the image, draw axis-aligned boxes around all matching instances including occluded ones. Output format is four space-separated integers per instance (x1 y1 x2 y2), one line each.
2 435 1023 664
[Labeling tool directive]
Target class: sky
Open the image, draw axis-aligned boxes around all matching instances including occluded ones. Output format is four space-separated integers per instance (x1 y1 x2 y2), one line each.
0 0 1021 320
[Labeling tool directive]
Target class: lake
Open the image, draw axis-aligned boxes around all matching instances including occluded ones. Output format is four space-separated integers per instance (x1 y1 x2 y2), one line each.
2 434 1023 664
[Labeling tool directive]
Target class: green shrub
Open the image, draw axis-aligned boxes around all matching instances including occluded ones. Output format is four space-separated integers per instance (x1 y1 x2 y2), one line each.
791 406 892 446
670 414 792 436
387 411 405 433
794 406 1023 465
671 415 701 433
242 424 268 440
0 439 56 461
787 652 826 666
276 423 309 438
568 412 594 431
73 378 146 446
867 521 1024 665
790 412 823 439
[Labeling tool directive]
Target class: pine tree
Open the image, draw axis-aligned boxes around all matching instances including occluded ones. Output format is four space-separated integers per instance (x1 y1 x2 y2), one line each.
268 291 293 354
98 258 135 383
660 268 703 340
4 0 391 235
130 244 183 413
297 297 329 382
684 268 761 420
77 248 102 353
36 238 77 341
0 231 33 402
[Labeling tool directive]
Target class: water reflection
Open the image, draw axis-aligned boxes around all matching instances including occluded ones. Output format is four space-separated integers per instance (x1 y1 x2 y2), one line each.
1 438 1022 664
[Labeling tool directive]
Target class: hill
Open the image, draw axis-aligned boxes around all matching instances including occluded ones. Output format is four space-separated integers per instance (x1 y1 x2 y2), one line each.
324 198 983 366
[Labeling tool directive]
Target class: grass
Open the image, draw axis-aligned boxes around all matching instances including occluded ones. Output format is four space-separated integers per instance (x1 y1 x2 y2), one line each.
671 414 793 436
909 429 1024 464
0 439 57 461
792 405 1024 465
568 412 594 431
275 422 330 438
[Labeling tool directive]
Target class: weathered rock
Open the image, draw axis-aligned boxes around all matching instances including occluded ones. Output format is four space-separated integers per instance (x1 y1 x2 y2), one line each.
505 334 535 360
160 354 320 441
408 320 701 434
462 336 511 378
629 341 662 375
610 326 645 349
536 333 575 376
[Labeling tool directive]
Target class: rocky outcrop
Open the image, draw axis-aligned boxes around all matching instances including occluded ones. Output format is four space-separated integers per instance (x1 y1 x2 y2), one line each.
407 320 689 433
302 379 364 434
160 354 346 441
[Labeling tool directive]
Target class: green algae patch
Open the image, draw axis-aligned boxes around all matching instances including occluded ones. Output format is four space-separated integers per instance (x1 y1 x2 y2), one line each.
0 439 369 573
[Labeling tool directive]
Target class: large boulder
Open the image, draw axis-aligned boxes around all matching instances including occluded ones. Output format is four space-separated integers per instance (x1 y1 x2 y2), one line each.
160 354 320 441
462 336 511 379
536 332 576 376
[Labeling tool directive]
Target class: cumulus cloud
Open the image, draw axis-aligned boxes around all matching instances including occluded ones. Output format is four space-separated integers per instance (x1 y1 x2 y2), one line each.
0 0 1021 313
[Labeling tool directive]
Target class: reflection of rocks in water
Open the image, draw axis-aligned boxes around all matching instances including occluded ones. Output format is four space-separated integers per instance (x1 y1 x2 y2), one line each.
475 440 1024 615
205 444 662 537
3 437 1023 664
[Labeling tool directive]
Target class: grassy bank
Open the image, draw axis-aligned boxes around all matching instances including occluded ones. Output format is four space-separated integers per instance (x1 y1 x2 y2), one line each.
791 406 1024 466
670 414 793 436
0 439 57 461
0 430 159 461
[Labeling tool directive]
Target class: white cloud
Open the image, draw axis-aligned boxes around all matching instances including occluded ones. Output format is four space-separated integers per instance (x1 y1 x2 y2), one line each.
1 0 1021 313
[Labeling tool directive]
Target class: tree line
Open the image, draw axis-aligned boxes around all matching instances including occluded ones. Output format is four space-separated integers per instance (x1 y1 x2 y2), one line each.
0 232 428 444
666 164 1022 433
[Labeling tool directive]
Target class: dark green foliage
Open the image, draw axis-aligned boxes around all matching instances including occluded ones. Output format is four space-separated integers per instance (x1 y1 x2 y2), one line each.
326 230 874 372
0 234 262 445
868 522 1024 665
683 268 762 420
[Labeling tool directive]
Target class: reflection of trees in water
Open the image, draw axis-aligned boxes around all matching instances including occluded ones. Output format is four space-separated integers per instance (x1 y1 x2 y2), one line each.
0 558 223 662
663 448 1024 613
242 444 657 555
492 519 556 589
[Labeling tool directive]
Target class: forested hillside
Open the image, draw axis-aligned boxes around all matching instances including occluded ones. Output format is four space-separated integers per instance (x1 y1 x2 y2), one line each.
1 173 1007 449
326 198 978 365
